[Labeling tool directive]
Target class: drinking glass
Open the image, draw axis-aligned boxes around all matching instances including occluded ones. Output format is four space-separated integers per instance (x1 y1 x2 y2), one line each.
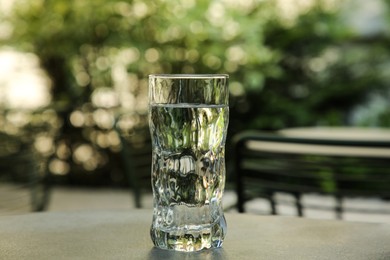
148 74 229 252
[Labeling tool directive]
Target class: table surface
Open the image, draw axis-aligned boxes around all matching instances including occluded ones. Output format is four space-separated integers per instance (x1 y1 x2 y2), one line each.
1 209 389 260
279 127 390 141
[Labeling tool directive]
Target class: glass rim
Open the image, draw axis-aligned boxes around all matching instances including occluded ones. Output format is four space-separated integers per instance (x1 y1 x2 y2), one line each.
149 74 229 79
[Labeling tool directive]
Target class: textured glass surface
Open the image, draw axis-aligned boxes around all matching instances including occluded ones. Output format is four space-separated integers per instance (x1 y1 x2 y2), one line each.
149 75 229 252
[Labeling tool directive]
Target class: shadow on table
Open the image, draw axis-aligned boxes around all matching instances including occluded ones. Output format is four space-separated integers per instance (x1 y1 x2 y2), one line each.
148 247 228 260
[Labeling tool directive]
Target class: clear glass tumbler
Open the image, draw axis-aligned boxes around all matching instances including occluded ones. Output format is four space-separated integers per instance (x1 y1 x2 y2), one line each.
148 74 229 252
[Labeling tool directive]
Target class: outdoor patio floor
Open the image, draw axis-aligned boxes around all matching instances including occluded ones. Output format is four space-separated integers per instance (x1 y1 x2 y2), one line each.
47 186 390 224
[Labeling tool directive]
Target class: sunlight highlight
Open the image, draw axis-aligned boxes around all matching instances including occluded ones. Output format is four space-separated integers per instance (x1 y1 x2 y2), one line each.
0 50 51 110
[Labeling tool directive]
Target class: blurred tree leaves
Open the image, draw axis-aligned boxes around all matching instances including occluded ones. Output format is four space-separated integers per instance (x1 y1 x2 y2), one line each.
1 0 390 185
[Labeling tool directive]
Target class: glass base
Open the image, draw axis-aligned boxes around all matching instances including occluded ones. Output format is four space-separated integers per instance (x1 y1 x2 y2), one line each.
150 218 226 252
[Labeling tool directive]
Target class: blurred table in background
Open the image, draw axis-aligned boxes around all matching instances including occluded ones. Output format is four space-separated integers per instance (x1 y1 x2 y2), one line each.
233 127 390 220
1 209 389 259
279 127 390 141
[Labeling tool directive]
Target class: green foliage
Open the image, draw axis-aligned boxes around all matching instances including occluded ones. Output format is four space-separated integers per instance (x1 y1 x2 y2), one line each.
2 0 390 185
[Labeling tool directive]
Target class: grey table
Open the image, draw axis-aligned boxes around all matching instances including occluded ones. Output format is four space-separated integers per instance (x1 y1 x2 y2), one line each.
1 209 389 259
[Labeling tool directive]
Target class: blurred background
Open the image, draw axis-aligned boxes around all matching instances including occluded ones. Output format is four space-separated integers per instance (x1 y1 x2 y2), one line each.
0 0 389 216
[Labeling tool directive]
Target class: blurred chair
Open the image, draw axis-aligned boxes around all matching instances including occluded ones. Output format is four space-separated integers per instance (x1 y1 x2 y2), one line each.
0 132 50 215
233 130 390 219
115 123 152 208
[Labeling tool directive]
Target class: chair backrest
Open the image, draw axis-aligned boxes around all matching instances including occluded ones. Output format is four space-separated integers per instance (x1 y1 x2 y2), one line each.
116 124 152 208
233 130 390 219
0 132 50 215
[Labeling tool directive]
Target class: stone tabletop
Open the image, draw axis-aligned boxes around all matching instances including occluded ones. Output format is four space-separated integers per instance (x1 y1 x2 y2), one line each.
1 209 389 259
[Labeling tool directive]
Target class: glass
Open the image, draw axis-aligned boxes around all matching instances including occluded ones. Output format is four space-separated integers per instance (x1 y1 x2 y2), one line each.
148 74 229 252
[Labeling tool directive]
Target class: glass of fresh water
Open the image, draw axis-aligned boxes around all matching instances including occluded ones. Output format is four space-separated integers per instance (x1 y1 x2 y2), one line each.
148 74 229 252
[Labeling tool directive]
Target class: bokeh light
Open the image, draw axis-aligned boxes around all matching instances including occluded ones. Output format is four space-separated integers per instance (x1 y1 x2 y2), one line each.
0 0 389 187
0 50 51 110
